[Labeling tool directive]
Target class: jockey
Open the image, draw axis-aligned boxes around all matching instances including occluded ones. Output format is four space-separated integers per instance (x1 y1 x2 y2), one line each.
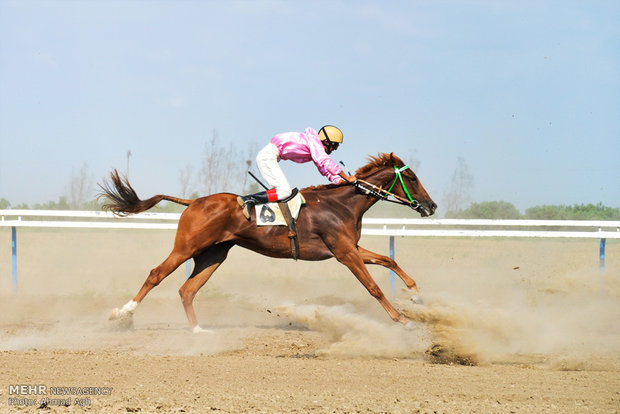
237 125 357 219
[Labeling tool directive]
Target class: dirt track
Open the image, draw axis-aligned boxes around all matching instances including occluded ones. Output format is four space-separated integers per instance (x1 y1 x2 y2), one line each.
1 229 619 412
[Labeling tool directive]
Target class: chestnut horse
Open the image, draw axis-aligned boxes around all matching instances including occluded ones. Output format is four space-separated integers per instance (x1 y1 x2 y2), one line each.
99 153 436 332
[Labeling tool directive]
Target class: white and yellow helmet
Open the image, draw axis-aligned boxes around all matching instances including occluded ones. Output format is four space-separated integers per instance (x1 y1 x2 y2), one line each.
318 125 343 143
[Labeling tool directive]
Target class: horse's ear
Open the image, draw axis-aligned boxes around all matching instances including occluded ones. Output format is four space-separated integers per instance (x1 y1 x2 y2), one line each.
388 152 405 167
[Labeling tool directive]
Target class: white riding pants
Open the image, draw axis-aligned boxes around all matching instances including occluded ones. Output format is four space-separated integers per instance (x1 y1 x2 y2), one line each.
256 143 292 200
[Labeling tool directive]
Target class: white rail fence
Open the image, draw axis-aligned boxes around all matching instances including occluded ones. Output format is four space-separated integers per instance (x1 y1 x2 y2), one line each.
2 210 619 294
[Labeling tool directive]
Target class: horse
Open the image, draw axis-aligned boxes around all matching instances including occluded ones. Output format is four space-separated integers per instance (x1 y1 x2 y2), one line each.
98 152 436 332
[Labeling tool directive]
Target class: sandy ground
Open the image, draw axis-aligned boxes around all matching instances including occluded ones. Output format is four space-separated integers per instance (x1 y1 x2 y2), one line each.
1 228 619 413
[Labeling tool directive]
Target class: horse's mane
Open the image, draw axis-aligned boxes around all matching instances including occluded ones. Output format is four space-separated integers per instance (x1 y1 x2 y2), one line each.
304 153 403 192
355 153 404 177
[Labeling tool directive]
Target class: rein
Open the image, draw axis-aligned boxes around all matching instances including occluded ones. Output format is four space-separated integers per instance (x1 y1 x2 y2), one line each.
355 165 419 209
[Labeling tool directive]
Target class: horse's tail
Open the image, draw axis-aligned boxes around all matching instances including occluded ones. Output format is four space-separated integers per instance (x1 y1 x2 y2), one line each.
98 169 192 216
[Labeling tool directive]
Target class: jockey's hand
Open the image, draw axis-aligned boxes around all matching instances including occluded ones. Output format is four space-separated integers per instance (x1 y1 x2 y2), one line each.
339 171 357 183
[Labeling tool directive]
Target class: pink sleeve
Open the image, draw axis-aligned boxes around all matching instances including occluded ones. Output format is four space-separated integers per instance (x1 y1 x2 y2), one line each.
305 128 343 184
326 171 345 185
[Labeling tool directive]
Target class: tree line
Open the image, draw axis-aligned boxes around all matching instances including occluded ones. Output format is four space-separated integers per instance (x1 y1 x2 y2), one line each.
445 201 620 220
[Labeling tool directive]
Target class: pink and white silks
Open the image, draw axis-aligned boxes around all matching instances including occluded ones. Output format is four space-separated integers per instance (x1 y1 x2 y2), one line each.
256 127 344 201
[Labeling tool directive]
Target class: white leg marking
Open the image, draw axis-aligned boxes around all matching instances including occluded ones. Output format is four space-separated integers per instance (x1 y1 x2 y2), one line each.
192 325 211 334
119 300 138 316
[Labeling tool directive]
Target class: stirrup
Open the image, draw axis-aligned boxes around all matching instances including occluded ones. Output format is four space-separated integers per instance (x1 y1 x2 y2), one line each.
237 196 251 220
280 188 299 203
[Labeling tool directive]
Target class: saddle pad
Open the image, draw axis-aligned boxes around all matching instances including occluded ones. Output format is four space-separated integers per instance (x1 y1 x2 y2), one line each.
256 193 305 226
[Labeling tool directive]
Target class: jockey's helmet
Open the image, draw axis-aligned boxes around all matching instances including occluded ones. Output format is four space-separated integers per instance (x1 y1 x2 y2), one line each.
318 125 343 143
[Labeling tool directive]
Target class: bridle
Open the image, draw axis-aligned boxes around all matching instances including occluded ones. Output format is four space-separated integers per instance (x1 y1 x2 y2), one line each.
354 165 420 209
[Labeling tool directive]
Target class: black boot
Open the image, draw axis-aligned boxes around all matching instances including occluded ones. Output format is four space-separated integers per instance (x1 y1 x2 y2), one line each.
237 191 270 220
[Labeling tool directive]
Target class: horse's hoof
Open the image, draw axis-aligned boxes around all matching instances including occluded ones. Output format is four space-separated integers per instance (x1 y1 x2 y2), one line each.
410 295 424 305
110 307 133 320
108 313 134 331
108 307 134 331
403 321 420 331
396 314 411 325
109 308 120 320
192 325 211 334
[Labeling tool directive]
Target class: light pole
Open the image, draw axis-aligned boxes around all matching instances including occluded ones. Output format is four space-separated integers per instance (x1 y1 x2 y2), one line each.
126 150 132 177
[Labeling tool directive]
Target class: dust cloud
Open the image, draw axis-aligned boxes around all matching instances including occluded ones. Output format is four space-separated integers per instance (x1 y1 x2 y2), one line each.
398 267 620 369
278 303 431 357
1 229 619 370
272 275 620 369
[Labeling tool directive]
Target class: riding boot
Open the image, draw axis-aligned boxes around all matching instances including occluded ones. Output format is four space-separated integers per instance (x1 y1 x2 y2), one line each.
237 191 271 220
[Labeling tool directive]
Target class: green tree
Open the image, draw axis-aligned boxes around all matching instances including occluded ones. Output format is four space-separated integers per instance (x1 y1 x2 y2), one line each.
0 198 10 209
152 201 186 213
446 201 522 219
525 203 620 220
34 197 71 210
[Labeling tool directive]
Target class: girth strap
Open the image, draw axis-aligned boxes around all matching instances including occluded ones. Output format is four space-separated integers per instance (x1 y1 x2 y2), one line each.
277 200 299 260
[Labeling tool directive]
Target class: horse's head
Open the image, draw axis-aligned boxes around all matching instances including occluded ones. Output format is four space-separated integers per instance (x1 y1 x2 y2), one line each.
356 153 437 217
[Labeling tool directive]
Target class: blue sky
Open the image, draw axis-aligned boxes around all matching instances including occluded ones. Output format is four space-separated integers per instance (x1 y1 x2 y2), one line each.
1 0 618 212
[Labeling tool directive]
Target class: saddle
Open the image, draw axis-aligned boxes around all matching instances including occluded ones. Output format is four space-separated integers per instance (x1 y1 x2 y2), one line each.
255 188 304 260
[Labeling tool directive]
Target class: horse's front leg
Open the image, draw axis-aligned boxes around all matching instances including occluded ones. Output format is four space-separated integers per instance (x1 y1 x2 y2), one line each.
333 246 409 325
357 246 419 291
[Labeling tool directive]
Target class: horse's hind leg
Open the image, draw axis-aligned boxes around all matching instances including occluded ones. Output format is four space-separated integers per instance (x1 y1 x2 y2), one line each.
179 242 233 333
357 246 419 291
111 250 188 321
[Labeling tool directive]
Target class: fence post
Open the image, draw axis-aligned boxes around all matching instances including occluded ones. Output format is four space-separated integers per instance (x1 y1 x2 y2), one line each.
599 238 606 296
599 238 606 272
389 235 395 299
11 226 17 293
